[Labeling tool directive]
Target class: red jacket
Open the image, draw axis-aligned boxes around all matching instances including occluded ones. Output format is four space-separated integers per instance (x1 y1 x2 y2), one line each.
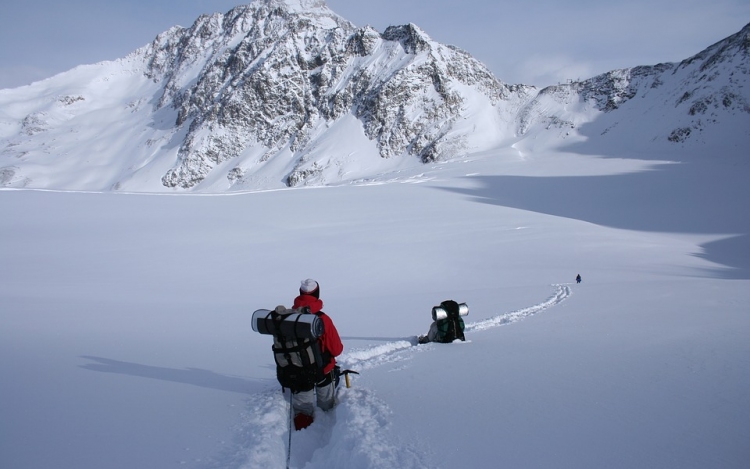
293 294 343 374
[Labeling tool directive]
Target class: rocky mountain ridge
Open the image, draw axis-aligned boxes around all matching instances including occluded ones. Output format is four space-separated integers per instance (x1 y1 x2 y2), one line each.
140 0 530 189
0 0 747 192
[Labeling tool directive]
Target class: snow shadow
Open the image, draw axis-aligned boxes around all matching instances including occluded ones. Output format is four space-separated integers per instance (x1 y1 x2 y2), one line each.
443 164 750 279
79 356 264 394
694 234 750 279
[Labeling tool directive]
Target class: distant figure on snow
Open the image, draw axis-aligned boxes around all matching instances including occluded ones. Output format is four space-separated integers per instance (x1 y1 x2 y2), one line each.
576 274 582 284
418 300 467 344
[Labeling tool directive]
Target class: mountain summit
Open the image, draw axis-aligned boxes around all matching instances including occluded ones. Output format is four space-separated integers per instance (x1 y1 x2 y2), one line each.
0 2 747 192
142 0 526 189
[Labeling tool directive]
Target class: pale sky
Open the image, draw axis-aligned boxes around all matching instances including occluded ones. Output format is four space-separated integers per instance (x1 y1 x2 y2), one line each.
1 0 748 89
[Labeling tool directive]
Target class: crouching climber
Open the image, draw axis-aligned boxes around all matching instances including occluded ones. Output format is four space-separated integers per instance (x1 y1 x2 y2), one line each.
418 300 468 344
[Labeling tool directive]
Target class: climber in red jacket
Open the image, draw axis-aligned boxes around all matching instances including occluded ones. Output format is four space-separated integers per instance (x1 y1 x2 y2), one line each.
290 278 343 430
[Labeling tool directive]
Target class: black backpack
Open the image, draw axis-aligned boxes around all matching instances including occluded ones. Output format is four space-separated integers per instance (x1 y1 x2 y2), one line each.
252 306 327 393
433 300 466 343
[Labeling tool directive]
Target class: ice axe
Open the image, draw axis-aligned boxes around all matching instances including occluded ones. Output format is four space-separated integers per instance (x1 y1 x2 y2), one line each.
340 369 359 388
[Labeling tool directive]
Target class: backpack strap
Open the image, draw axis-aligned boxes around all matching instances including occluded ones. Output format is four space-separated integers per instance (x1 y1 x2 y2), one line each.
313 312 333 366
446 316 456 342
453 317 465 341
270 309 295 364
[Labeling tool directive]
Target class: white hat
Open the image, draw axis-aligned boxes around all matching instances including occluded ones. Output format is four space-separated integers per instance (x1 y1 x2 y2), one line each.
300 278 319 294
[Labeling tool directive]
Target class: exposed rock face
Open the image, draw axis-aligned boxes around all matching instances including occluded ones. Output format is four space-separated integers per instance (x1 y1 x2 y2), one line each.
140 0 520 188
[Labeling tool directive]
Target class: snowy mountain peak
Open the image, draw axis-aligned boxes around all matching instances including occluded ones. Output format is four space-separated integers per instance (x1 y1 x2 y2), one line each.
678 21 750 73
0 5 747 193
135 0 513 190
263 0 329 12
515 22 750 152
381 23 433 54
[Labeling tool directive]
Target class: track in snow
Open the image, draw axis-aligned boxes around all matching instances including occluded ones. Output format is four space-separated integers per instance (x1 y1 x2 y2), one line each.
340 284 571 371
465 283 571 333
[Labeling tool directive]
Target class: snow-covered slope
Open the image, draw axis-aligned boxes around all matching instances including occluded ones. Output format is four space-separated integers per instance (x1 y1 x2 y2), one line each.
517 23 750 156
1 149 748 468
0 1 747 192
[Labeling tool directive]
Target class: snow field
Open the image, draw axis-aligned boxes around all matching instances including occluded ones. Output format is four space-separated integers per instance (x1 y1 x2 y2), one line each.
1 148 749 468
